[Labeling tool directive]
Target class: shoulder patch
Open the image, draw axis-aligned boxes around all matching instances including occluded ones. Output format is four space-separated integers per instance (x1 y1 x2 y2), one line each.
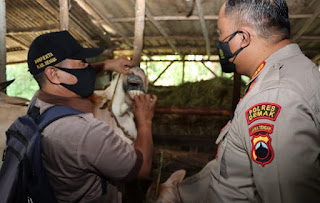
249 123 274 167
246 103 281 125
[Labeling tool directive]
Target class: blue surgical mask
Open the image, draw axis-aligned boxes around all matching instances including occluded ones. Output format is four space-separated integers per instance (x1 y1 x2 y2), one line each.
216 31 244 73
55 65 96 98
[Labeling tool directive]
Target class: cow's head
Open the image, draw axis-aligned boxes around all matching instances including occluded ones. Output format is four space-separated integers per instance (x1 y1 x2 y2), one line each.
92 66 148 141
146 170 186 203
123 66 148 99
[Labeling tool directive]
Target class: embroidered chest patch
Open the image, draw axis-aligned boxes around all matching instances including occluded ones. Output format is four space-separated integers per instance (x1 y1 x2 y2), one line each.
249 123 274 166
246 103 281 124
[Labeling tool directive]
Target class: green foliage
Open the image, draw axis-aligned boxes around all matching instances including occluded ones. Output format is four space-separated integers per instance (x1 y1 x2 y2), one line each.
148 77 245 108
6 63 39 100
141 55 221 86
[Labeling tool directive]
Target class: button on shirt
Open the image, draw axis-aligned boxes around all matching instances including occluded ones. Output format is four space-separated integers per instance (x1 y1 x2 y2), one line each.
207 44 320 202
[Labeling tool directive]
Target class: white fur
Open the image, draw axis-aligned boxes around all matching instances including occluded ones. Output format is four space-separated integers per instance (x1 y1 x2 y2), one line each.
93 67 148 144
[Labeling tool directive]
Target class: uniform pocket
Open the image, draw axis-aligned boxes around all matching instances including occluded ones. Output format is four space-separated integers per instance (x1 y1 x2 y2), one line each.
214 122 230 181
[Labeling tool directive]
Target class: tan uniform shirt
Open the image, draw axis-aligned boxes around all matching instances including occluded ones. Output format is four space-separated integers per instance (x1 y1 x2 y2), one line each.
37 99 141 202
207 44 320 202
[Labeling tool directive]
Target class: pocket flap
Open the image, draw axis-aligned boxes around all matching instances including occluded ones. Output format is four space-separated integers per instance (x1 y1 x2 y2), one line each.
216 121 231 144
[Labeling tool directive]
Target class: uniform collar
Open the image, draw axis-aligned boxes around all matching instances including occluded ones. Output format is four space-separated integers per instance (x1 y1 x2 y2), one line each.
265 43 302 65
245 43 301 93
245 61 266 93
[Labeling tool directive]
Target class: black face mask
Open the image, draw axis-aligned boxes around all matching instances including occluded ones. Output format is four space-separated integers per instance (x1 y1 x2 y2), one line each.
216 31 244 73
55 65 96 98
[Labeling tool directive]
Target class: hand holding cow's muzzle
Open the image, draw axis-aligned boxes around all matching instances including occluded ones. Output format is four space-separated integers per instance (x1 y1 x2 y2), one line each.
133 94 157 126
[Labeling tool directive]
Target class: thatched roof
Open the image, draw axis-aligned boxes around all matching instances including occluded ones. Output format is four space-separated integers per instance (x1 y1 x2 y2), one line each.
5 0 320 64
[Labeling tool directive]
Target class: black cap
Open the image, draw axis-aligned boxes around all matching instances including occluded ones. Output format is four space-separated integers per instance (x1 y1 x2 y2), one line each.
27 30 103 75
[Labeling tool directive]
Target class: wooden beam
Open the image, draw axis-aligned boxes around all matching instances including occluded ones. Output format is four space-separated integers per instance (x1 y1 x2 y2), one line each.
152 61 174 84
115 45 218 53
70 24 98 47
86 0 151 58
59 0 69 30
293 3 320 42
86 0 133 47
6 36 29 50
111 35 210 41
155 106 231 116
109 14 317 23
6 24 59 35
145 7 181 56
36 0 98 47
74 0 117 35
0 0 6 82
6 60 27 65
132 0 145 66
113 34 320 42
143 59 219 62
300 35 320 40
195 0 210 59
110 15 217 22
36 0 59 18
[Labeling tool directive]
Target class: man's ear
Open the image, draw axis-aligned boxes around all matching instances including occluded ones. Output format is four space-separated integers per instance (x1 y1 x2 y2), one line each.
44 66 60 84
238 28 251 48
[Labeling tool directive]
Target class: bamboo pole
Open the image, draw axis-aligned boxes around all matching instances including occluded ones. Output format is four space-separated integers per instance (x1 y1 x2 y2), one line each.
195 0 210 59
59 0 69 30
0 0 6 82
182 56 185 84
152 61 174 84
132 0 145 67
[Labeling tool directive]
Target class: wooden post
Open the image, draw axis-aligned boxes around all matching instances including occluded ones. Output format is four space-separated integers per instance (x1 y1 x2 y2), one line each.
195 0 211 59
0 0 6 82
132 0 145 67
59 0 69 30
182 56 185 84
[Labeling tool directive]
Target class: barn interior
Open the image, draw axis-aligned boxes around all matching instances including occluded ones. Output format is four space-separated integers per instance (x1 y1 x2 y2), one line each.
1 0 320 202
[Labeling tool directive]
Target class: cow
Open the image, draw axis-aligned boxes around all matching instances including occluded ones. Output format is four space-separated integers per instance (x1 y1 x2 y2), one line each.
146 159 217 203
0 80 29 168
91 66 148 144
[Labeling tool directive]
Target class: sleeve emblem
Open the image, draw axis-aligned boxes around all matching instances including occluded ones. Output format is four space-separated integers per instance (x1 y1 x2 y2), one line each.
249 123 274 166
246 103 281 125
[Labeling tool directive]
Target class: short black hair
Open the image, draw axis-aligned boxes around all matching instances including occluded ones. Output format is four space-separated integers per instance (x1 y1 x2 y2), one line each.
33 71 46 89
225 0 290 41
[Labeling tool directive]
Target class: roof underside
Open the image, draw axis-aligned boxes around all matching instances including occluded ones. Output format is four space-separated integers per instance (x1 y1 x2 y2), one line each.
5 0 320 64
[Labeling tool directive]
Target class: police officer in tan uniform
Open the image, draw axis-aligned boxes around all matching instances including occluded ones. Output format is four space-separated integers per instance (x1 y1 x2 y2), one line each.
206 0 320 202
27 31 157 202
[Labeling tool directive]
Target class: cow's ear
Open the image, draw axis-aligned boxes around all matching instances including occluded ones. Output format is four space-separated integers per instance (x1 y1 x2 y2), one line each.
165 170 186 185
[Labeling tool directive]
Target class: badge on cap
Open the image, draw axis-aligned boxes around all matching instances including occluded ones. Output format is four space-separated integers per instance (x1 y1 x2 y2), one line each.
34 52 57 69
